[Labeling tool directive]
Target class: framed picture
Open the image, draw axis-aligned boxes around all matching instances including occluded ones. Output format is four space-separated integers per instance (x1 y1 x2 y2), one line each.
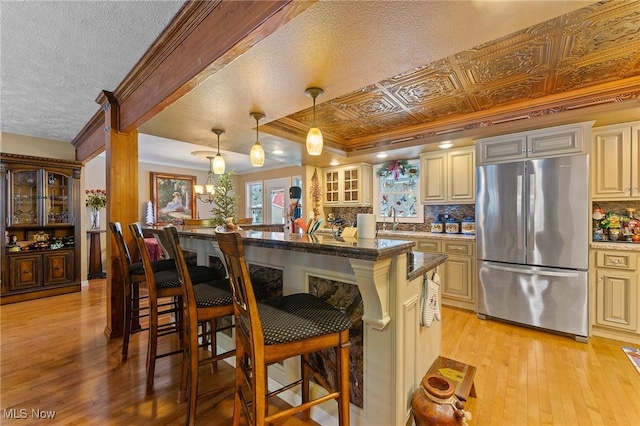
151 172 197 224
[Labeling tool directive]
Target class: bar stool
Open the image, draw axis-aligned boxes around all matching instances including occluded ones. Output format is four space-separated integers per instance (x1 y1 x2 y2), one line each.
129 223 231 395
163 226 235 426
215 230 352 426
109 222 175 363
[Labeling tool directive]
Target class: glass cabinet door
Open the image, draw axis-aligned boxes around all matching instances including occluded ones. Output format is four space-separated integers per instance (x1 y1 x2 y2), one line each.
43 171 72 225
9 169 40 226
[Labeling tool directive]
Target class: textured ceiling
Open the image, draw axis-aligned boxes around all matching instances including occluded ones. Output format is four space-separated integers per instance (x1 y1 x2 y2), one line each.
0 0 185 142
2 1 639 173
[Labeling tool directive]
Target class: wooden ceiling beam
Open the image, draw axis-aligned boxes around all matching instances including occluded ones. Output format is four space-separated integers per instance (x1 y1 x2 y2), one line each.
72 0 315 162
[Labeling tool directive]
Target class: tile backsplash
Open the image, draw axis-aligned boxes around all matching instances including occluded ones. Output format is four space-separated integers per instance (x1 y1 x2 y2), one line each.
328 204 475 232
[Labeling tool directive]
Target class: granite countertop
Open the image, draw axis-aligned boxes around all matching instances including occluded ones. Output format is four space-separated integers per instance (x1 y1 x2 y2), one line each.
407 252 448 282
590 241 640 252
178 227 415 262
376 230 476 241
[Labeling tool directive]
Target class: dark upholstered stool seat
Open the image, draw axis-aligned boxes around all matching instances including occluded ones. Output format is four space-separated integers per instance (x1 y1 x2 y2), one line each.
129 259 175 277
193 280 233 307
249 294 352 345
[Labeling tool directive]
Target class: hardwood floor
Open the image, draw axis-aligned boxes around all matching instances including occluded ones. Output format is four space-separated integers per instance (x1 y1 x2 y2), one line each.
1 279 639 425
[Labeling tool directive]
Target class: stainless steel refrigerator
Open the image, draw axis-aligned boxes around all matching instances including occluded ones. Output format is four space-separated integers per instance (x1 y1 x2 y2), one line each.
476 155 589 341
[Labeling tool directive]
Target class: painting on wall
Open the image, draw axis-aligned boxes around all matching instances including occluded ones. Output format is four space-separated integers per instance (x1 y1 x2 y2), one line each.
151 172 196 224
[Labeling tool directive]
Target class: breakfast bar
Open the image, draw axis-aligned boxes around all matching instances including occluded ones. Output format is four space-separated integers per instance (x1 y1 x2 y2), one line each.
171 227 447 426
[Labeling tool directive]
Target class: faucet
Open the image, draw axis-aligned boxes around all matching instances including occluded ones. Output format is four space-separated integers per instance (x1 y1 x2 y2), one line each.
390 206 399 231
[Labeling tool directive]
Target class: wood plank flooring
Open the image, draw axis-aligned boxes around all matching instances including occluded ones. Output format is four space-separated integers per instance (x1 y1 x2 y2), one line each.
1 280 639 425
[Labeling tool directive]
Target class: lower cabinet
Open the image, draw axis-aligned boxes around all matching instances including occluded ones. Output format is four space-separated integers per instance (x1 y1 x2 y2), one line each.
415 238 476 311
7 250 75 294
592 249 639 340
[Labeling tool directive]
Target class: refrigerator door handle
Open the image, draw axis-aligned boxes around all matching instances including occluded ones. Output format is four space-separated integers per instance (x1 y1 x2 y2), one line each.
516 174 523 250
528 169 536 254
482 262 581 278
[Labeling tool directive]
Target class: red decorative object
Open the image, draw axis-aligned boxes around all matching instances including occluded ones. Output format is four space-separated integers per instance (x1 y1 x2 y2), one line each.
412 374 469 426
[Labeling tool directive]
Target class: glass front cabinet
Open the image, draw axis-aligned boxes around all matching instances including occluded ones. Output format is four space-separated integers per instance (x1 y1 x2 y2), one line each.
1 153 82 304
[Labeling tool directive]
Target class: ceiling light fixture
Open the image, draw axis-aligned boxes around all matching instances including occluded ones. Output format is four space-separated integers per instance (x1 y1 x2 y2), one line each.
249 112 265 167
305 87 324 156
376 152 388 159
438 141 453 149
212 128 225 174
194 156 217 203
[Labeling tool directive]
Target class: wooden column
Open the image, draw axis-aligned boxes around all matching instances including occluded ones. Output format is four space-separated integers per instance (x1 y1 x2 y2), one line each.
98 91 139 340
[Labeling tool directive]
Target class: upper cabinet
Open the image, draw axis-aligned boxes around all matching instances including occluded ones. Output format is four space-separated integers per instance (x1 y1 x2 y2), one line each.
591 121 640 200
420 147 475 205
475 121 594 165
322 163 372 207
8 167 75 227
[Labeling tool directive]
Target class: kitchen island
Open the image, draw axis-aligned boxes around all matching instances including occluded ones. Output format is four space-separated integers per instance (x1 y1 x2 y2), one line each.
170 227 447 426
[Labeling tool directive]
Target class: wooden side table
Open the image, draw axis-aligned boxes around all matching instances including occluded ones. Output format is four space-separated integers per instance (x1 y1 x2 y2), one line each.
426 355 477 401
87 230 106 279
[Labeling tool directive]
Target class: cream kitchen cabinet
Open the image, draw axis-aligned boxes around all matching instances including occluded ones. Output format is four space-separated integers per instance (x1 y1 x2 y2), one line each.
405 235 476 311
322 163 372 207
591 122 640 200
591 248 639 343
420 147 475 204
475 121 593 165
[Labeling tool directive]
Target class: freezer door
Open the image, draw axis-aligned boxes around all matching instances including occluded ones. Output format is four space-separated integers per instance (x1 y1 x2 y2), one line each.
526 156 589 270
476 161 526 263
477 261 588 337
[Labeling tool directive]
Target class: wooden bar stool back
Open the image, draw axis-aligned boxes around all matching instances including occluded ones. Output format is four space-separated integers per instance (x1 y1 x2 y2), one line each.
215 230 352 426
109 222 176 363
163 226 236 426
129 223 185 394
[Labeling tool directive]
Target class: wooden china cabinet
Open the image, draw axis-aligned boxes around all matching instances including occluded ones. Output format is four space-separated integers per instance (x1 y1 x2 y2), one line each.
1 153 82 304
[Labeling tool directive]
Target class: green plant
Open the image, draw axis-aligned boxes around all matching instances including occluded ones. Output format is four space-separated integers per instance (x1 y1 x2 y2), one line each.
86 189 107 209
210 171 239 226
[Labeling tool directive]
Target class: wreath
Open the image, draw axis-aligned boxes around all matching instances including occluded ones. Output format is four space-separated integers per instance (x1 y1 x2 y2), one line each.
377 159 418 180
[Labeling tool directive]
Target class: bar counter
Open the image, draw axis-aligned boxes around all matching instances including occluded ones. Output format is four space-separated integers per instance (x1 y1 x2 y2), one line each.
159 227 448 426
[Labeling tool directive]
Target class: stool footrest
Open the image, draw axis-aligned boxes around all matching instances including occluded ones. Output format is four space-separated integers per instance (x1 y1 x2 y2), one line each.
426 356 477 401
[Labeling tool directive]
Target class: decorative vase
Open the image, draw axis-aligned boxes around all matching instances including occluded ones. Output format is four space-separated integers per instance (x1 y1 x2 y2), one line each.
90 207 100 230
412 374 468 426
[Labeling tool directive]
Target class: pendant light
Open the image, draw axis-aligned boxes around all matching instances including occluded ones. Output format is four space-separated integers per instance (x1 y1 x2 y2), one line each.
305 87 324 156
249 112 265 167
212 128 225 174
194 156 216 203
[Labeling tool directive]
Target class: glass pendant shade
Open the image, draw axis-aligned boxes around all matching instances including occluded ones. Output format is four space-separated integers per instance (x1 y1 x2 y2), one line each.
194 184 204 194
212 128 225 174
204 183 215 195
212 154 225 174
305 87 324 156
250 142 265 167
306 127 323 156
249 112 266 167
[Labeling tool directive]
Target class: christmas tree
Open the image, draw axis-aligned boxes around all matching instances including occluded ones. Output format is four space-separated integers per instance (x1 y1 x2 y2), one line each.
145 201 155 225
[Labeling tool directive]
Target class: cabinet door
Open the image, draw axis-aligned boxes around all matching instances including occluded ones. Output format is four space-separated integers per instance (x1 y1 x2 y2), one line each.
44 250 74 285
43 170 73 225
420 152 446 203
475 133 527 165
324 169 340 205
592 125 632 199
8 254 42 291
342 166 360 204
447 148 475 203
8 168 41 226
595 268 637 332
528 124 585 158
440 254 475 302
632 125 640 199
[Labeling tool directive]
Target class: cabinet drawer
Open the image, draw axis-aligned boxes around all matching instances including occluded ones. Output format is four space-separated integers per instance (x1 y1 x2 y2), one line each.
443 241 474 256
596 251 637 270
415 239 441 253
8 254 43 291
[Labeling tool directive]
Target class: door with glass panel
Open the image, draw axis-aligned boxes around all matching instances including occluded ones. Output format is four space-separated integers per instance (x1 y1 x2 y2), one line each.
264 178 291 225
